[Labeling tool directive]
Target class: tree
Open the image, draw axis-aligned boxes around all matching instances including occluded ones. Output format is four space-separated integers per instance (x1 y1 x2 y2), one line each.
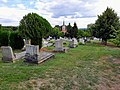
9 31 24 49
0 24 2 30
94 7 120 45
87 23 95 37
0 31 10 46
50 27 63 39
77 29 84 38
19 13 52 48
72 22 78 38
111 30 120 46
67 23 72 38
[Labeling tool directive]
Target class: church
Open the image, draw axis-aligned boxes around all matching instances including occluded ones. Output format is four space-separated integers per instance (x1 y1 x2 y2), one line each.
61 21 67 34
55 21 67 34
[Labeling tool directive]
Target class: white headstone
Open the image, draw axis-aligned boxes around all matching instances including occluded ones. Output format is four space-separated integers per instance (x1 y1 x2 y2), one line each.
72 38 78 45
22 39 31 50
55 39 63 49
69 38 78 48
26 45 39 55
69 40 74 47
25 45 39 62
79 38 85 44
1 46 15 62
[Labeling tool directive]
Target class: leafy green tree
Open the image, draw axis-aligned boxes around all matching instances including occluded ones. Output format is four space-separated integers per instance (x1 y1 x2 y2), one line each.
87 23 95 37
94 7 120 45
9 31 24 49
50 27 63 39
110 30 120 46
77 29 84 38
0 31 10 46
72 22 78 38
67 23 72 38
19 13 52 48
0 24 2 30
83 30 91 37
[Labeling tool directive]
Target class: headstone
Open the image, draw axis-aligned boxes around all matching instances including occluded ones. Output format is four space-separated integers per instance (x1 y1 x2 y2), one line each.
26 39 31 45
55 39 63 49
25 45 54 63
22 39 31 50
54 39 68 52
69 38 78 48
42 39 49 47
93 37 99 41
1 46 15 62
79 38 85 44
47 36 52 41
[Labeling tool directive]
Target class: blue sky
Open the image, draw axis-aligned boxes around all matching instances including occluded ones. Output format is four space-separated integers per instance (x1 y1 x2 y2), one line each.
0 0 120 28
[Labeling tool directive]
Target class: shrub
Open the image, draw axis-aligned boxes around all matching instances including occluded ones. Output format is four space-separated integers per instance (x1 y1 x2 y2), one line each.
9 31 24 49
0 30 10 46
109 39 120 47
19 13 52 49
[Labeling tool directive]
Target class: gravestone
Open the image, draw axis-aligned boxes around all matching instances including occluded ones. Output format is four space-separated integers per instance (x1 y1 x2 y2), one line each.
22 39 31 50
1 46 15 62
55 39 63 50
42 39 49 47
54 39 68 52
25 45 54 63
69 38 78 48
25 45 39 62
1 46 26 63
79 38 85 44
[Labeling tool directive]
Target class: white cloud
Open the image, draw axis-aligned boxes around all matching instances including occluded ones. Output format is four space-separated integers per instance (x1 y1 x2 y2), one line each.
0 0 120 28
1 0 7 3
0 6 39 26
17 4 26 10
30 1 34 5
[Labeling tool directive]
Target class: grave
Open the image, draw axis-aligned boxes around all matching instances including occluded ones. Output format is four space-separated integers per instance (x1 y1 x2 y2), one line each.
79 38 85 44
42 39 49 47
1 46 26 62
54 39 69 52
1 46 15 62
24 45 54 64
22 39 31 50
69 38 78 48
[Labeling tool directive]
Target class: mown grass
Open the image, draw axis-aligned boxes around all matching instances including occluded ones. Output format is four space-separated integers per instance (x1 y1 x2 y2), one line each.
0 43 120 90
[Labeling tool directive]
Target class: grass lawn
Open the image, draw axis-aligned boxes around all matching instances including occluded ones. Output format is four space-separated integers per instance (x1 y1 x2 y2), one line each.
0 43 120 90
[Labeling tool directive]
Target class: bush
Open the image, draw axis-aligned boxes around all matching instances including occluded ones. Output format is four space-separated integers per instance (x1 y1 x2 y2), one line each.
109 39 120 47
19 13 52 49
78 42 84 45
9 31 24 49
0 30 10 46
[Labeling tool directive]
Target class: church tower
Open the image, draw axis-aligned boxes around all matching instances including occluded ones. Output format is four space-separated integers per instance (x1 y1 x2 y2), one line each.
61 21 67 34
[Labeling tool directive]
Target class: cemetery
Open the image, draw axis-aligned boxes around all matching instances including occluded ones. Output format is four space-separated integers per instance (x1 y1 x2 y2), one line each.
0 6 120 90
0 37 120 89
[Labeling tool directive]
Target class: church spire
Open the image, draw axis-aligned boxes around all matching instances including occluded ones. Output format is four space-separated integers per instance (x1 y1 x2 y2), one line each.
63 21 65 26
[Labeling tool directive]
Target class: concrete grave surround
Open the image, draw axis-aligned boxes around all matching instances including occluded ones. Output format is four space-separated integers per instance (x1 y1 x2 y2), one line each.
25 45 54 63
1 46 26 63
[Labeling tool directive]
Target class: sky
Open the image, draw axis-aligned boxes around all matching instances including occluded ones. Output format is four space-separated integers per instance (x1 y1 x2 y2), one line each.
0 0 120 28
